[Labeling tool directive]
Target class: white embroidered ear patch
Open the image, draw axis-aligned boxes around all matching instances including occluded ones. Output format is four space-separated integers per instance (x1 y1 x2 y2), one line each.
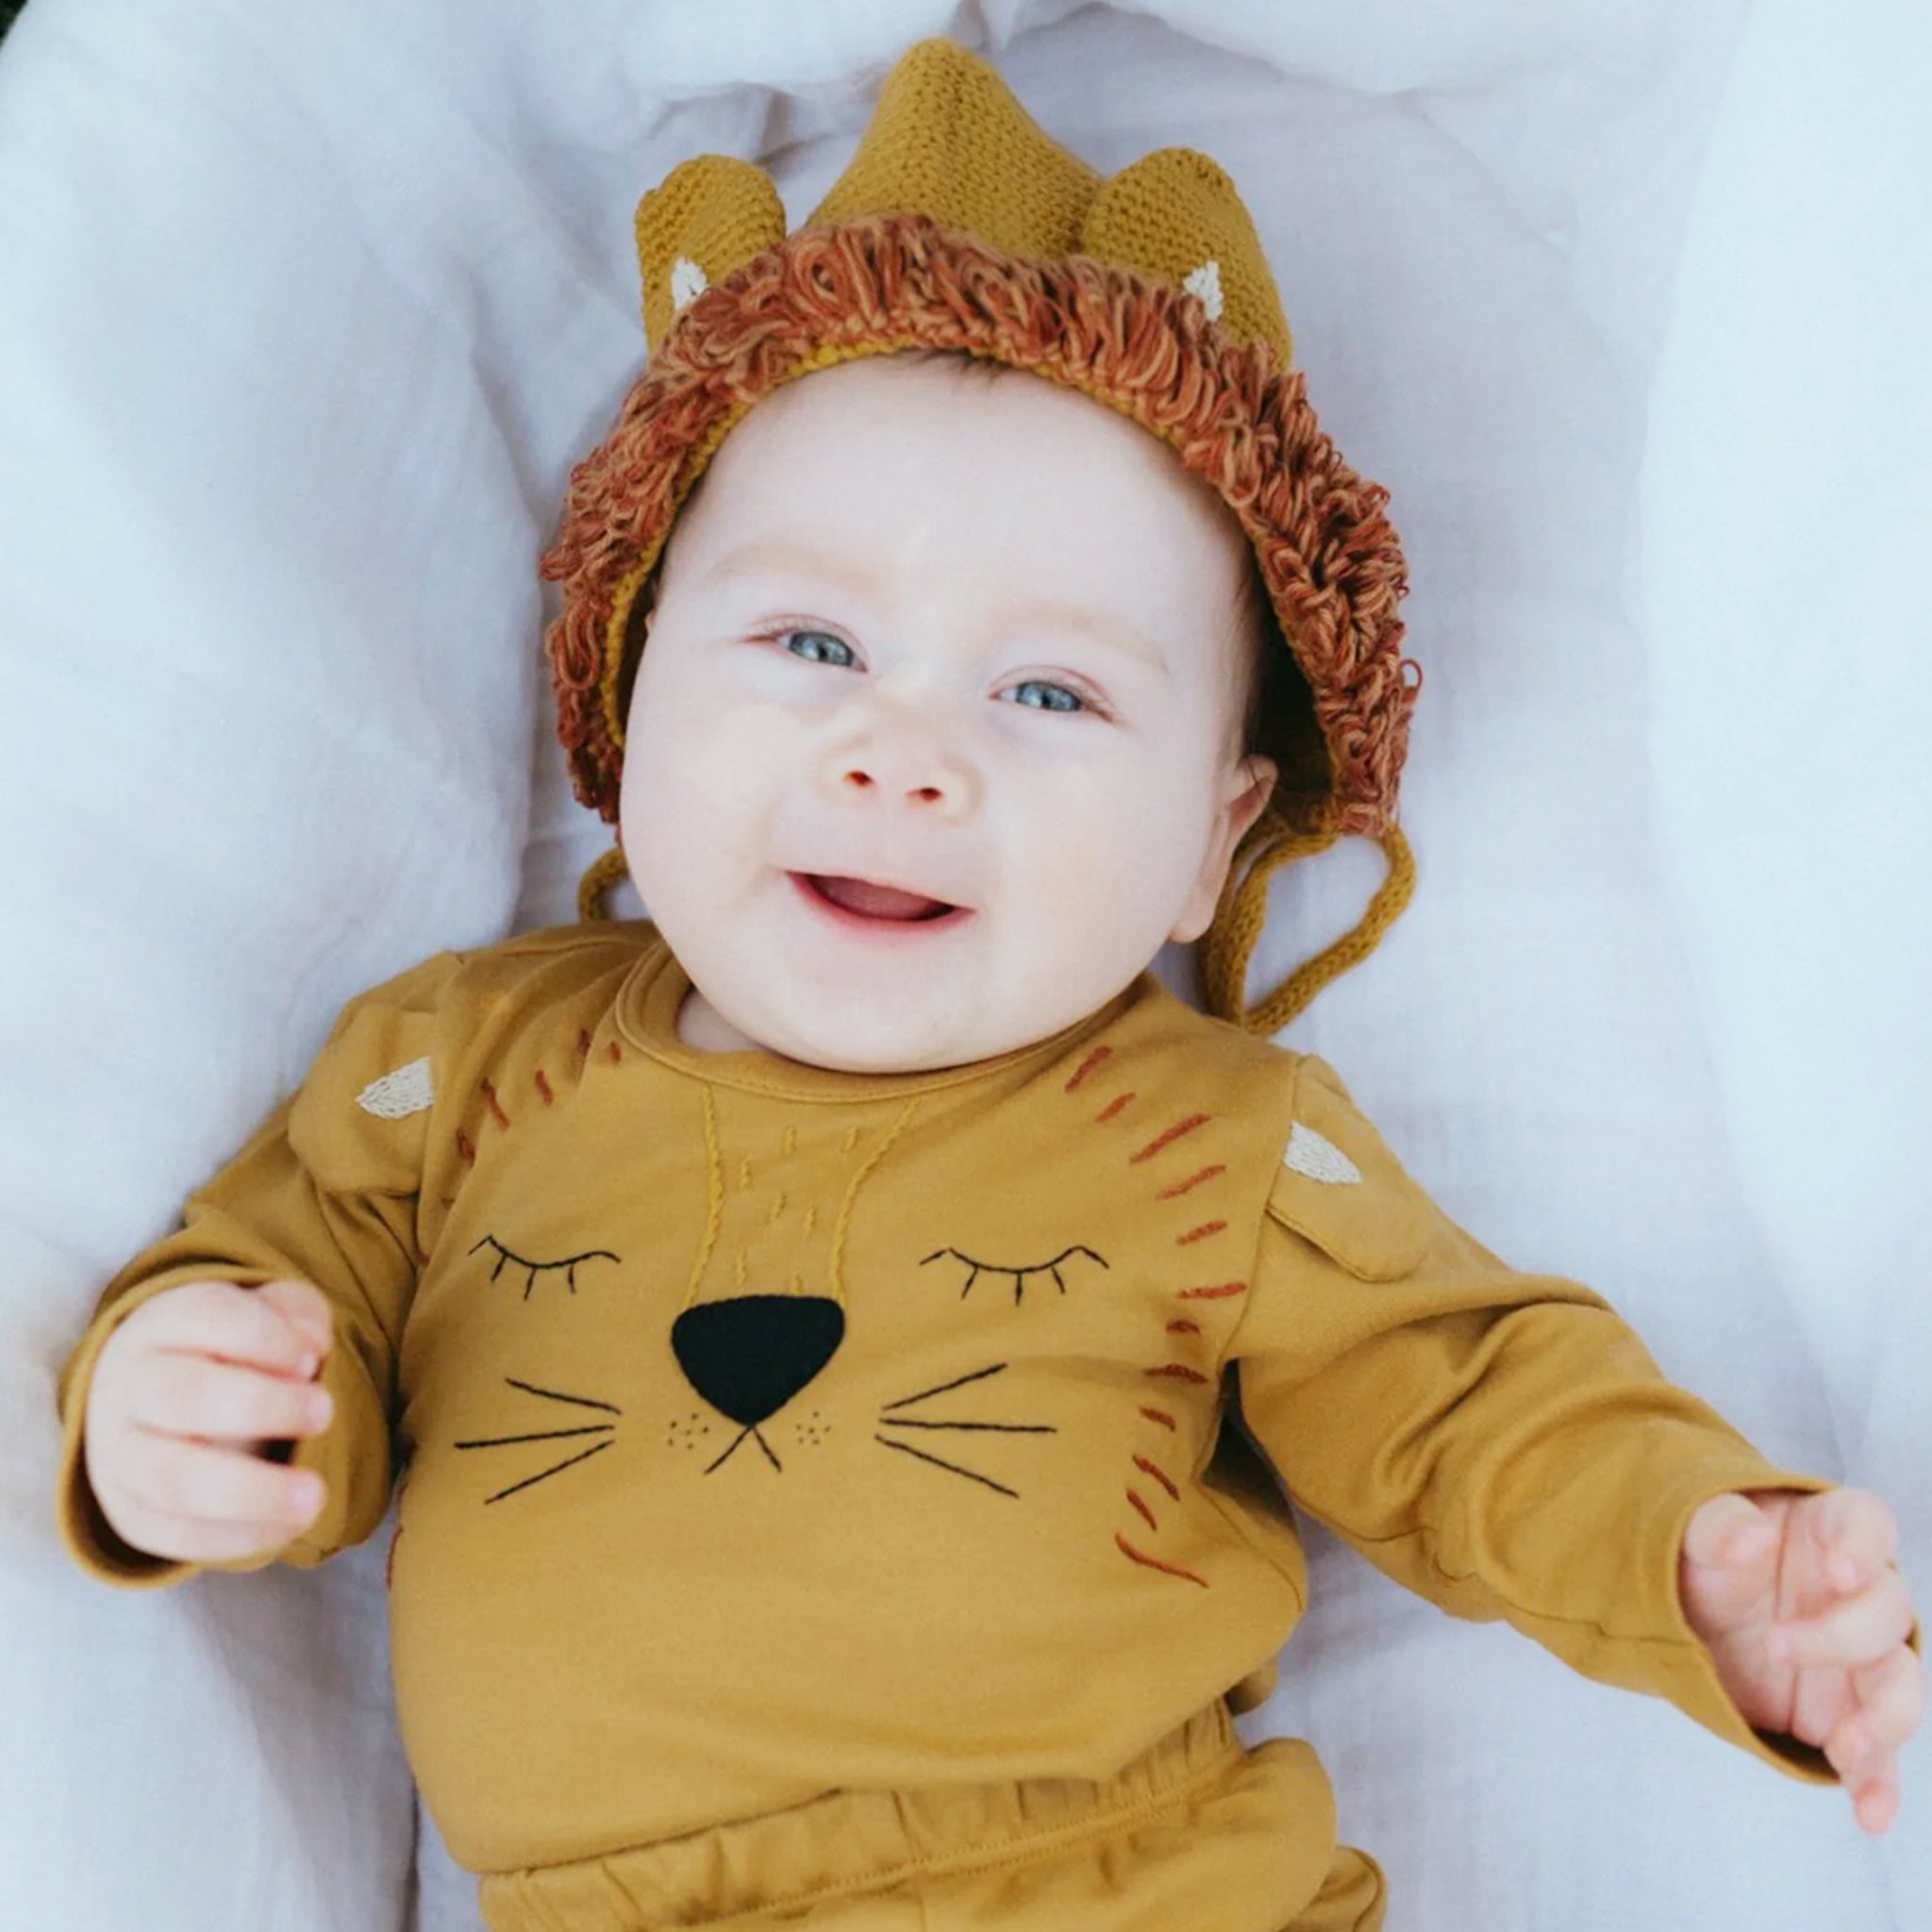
1183 258 1224 321
670 255 709 312
1282 1122 1361 1186
357 1058 434 1120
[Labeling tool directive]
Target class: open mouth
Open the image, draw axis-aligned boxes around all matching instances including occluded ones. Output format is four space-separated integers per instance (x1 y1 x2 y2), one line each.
790 873 972 930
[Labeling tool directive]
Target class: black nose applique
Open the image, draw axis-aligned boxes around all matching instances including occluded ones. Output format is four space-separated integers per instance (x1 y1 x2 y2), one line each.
671 1295 845 1426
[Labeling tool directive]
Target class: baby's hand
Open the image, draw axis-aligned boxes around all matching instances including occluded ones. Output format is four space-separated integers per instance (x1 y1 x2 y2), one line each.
81 1278 336 1565
1680 1487 1924 1833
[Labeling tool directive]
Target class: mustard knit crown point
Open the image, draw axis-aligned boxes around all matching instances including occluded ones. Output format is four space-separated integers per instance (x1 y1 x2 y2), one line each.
551 34 1420 1033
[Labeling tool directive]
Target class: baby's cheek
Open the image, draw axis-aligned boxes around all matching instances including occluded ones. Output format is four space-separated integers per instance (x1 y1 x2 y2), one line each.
626 696 786 855
997 798 1169 975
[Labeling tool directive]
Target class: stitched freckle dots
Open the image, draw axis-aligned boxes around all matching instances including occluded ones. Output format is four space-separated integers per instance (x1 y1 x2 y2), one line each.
541 35 1422 1033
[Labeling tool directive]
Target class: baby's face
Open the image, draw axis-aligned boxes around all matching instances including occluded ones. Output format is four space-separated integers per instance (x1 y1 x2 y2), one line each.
619 353 1274 1073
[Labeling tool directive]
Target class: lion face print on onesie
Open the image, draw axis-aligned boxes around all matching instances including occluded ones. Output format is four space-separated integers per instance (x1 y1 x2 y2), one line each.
381 918 1322 1873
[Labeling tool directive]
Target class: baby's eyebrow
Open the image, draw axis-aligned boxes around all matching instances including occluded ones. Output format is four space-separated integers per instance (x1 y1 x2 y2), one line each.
702 539 1171 675
1003 595 1170 676
702 540 875 601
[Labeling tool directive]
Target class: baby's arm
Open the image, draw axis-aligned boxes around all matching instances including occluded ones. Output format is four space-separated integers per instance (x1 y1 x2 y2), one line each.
1229 1053 1921 1810
54 948 467 1589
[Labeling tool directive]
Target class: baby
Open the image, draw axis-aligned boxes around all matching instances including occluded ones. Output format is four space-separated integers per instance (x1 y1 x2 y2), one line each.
52 36 1922 1932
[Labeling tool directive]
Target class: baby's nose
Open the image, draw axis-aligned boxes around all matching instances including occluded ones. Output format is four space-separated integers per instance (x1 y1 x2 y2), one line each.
819 717 979 818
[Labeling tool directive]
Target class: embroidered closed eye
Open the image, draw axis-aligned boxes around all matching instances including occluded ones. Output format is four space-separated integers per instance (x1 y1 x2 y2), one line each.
469 1234 620 1300
920 1243 1108 1306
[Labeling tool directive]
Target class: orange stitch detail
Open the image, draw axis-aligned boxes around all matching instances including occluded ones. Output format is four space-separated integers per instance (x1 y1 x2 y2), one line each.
1133 1454 1180 1502
456 1129 476 1167
481 1079 510 1130
1114 1533 1208 1587
534 1069 555 1106
1166 1319 1201 1335
1144 1363 1209 1385
1176 1281 1246 1300
1125 1488 1159 1531
1156 1164 1225 1199
1094 1091 1135 1124
412 1244 431 1268
607 1041 622 1064
1138 1406 1178 1429
1129 1112 1211 1162
576 1029 592 1061
1064 1044 1112 1092
440 1196 455 1211
1175 1219 1227 1245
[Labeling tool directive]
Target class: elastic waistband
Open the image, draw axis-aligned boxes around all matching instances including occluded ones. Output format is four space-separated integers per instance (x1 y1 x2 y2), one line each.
481 1699 1243 1931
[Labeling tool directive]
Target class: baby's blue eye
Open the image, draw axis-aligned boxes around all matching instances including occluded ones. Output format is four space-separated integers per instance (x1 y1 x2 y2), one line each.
772 630 1091 714
1004 679 1086 713
783 628 857 668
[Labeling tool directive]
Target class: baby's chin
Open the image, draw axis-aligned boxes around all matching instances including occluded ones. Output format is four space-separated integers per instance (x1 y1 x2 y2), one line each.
732 999 1043 1075
694 974 1086 1075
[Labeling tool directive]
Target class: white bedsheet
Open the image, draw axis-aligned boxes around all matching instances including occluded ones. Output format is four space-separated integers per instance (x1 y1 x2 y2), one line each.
2 2 1924 1928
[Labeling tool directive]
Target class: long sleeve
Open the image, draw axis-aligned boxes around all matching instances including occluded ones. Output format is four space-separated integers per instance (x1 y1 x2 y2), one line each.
52 949 468 1591
1229 1052 1837 1784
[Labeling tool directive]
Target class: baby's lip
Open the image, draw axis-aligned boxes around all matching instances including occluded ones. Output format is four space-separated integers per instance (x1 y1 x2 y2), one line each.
786 869 975 918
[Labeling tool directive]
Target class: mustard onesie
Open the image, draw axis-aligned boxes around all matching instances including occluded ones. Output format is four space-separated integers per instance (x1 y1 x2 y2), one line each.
54 922 1831 1931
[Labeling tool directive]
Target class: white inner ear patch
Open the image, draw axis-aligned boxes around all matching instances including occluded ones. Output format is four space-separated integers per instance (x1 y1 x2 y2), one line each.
357 1057 435 1120
670 255 709 312
1183 258 1224 321
1282 1122 1361 1186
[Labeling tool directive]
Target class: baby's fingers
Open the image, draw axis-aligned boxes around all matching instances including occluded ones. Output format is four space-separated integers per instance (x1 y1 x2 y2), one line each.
1848 1765 1900 1836
1825 1645 1926 1796
1684 1491 1779 1572
1774 1568 1916 1669
117 1430 325 1535
98 1497 324 1568
1803 1488 1900 1594
130 1355 333 1448
129 1278 325 1381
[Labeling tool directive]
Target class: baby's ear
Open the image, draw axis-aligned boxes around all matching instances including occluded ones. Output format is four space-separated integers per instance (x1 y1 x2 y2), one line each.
1172 756 1278 944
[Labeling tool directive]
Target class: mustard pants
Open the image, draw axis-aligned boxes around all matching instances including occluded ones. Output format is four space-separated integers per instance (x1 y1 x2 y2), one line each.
478 1701 1385 1931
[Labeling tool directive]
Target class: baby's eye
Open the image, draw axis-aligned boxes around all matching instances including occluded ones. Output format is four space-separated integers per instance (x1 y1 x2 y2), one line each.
1000 678 1087 713
780 627 858 669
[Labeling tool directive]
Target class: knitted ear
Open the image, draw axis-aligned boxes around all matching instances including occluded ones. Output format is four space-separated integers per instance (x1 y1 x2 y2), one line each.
1081 148 1292 365
805 35 1098 257
634 154 788 352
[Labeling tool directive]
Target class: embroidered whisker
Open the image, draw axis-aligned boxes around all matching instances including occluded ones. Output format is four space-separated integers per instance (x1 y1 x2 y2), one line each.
878 1417 1057 1434
875 1434 1020 1496
481 1440 613 1504
503 1375 623 1414
880 1362 1009 1410
455 1424 614 1449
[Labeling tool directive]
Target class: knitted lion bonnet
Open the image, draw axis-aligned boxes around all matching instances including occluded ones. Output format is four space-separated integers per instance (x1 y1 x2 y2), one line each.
541 35 1420 1034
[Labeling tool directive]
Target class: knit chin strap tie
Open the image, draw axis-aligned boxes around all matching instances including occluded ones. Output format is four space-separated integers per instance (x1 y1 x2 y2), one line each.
1198 806 1416 1036
576 842 631 924
576 805 1414 1041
